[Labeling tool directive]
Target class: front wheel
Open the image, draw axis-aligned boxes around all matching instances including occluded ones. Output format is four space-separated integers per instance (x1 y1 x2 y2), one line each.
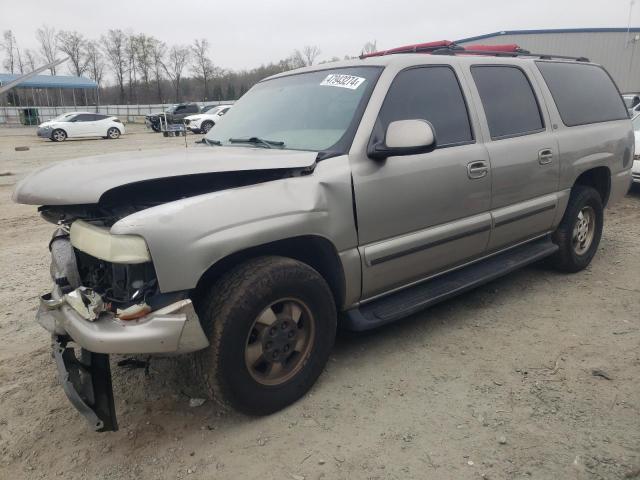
106 127 121 139
549 185 603 273
194 256 337 415
51 129 67 142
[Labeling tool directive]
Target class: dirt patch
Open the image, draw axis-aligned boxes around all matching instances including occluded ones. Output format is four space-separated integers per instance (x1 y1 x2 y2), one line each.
1 126 639 480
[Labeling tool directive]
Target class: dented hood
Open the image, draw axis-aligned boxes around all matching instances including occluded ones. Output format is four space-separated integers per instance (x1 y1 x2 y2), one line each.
13 145 318 205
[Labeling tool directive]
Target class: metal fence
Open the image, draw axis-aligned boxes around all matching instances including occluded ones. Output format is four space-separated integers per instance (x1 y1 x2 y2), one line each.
0 101 235 126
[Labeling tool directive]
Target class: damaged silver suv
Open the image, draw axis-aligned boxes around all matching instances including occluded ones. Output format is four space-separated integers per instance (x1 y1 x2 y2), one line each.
14 42 633 431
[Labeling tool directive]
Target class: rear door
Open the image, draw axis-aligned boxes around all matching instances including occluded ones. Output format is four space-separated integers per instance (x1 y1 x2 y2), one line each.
467 64 560 250
89 114 109 135
351 65 493 298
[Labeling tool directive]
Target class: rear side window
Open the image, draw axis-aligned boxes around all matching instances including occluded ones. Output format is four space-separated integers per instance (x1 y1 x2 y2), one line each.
471 66 544 139
378 66 473 147
536 62 628 126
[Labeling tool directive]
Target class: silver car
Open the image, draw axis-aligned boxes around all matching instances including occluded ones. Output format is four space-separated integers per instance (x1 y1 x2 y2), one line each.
13 47 633 431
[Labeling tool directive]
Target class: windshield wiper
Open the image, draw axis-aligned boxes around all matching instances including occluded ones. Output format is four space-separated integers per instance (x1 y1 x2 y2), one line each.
228 137 285 149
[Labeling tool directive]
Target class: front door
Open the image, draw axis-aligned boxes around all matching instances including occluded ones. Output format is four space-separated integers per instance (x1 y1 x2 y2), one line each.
69 113 95 137
351 65 493 299
466 64 560 250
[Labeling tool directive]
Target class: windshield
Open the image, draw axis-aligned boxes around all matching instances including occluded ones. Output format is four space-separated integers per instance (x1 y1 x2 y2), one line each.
632 114 640 131
201 105 219 113
205 67 382 152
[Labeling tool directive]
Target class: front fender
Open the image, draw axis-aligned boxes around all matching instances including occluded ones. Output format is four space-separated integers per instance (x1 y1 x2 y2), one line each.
111 156 357 293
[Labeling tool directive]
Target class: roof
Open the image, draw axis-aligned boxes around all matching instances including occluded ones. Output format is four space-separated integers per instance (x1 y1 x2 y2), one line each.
457 27 640 44
0 73 98 89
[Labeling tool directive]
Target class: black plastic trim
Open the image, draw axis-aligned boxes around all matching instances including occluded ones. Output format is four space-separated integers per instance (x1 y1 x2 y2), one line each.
370 224 491 266
493 204 556 228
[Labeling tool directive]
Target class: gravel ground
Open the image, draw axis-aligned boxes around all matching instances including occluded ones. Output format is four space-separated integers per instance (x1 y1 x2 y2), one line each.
0 125 639 480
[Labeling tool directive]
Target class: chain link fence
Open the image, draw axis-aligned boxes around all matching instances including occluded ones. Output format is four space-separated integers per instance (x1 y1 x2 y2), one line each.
0 101 234 126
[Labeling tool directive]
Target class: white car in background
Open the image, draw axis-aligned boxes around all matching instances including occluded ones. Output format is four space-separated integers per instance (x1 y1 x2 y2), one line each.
633 114 640 184
37 112 125 142
183 104 233 134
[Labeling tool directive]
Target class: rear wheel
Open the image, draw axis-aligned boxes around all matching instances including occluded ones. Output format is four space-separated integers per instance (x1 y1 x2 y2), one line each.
51 129 67 142
106 127 121 139
194 256 336 415
549 185 603 272
201 120 214 134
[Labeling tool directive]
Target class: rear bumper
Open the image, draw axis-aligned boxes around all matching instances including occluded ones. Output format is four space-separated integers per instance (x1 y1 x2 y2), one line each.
38 286 209 354
609 169 633 203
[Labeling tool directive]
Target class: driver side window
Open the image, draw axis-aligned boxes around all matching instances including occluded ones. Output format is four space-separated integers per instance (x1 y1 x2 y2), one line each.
376 66 474 148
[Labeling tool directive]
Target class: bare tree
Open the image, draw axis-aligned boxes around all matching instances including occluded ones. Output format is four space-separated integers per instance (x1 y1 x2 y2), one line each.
361 40 377 55
24 49 39 71
1 30 17 73
135 34 154 100
150 38 166 102
125 33 139 103
102 29 128 103
57 30 87 76
85 41 105 86
287 51 306 69
192 38 214 100
162 45 190 102
302 45 321 66
36 25 58 74
289 45 321 68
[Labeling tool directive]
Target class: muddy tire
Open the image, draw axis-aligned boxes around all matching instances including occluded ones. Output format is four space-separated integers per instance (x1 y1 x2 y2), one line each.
549 185 603 273
194 256 336 415
51 129 67 142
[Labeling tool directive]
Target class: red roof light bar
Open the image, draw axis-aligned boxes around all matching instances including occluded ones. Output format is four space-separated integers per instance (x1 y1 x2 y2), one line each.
361 40 454 58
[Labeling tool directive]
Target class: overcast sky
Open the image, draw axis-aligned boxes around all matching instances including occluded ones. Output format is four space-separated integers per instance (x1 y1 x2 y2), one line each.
3 0 639 73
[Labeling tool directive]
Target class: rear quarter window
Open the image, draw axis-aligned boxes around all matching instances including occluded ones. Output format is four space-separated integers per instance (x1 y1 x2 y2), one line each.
536 61 628 126
471 65 544 139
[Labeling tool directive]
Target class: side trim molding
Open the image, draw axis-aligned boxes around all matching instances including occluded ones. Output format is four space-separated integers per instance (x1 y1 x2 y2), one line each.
370 224 491 265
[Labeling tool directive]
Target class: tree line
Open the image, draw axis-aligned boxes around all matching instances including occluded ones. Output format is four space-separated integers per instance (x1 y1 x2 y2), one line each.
1 27 378 105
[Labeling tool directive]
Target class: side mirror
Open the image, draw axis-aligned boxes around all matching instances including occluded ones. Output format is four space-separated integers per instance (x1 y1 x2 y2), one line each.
368 119 436 160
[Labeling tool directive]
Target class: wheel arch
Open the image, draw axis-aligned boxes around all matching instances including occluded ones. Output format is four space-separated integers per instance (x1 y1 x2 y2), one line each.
193 235 347 311
573 166 611 206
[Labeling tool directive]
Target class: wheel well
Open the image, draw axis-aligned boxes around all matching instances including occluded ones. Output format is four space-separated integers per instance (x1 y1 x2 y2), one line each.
193 236 346 310
574 167 611 206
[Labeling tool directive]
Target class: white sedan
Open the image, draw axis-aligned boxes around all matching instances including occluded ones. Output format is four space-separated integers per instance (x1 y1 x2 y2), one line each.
37 112 126 142
184 105 233 134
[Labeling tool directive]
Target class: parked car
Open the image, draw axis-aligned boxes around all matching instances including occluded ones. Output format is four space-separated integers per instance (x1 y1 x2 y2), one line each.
145 103 200 132
14 46 633 431
633 114 640 184
623 93 640 116
37 112 125 142
184 105 233 134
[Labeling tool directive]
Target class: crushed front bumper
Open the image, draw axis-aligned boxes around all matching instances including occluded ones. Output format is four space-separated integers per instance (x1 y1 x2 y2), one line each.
38 287 209 354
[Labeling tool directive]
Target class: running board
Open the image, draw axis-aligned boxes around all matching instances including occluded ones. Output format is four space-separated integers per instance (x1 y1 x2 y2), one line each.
343 237 558 331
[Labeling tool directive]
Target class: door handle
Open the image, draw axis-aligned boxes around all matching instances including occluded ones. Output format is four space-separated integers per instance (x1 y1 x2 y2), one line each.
538 149 553 165
467 161 489 179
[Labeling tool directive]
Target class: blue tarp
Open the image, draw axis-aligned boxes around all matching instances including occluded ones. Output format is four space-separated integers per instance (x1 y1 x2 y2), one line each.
0 73 98 89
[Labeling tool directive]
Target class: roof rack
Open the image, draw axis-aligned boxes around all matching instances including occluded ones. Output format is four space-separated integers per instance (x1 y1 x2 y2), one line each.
360 41 590 62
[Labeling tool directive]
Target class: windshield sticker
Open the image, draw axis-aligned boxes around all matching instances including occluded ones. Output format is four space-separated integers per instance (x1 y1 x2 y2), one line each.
320 74 366 90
